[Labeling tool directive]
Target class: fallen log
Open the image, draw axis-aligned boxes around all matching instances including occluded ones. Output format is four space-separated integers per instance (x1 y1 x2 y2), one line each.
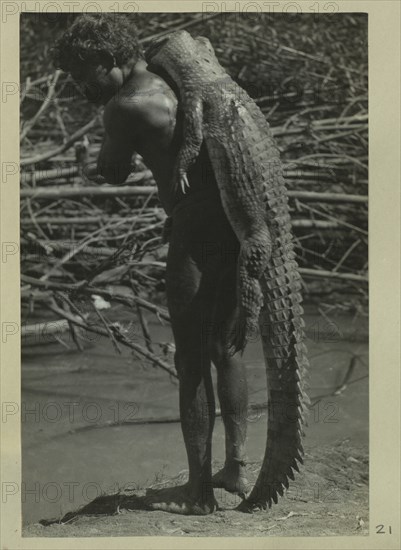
299 268 368 282
21 166 78 184
21 215 157 225
21 319 69 339
20 185 368 203
21 217 341 230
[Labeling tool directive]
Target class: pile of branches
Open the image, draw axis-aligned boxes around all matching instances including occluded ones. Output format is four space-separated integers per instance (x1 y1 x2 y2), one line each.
20 13 368 362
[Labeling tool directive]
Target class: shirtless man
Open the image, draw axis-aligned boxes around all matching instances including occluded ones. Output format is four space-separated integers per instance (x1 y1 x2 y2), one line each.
54 14 248 514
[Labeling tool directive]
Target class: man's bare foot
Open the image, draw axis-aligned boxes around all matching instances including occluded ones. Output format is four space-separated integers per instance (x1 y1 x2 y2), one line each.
212 463 249 498
144 484 218 515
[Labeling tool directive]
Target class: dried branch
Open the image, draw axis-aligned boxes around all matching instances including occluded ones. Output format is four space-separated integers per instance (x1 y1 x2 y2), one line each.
21 185 367 203
21 116 100 167
21 70 61 141
46 300 177 378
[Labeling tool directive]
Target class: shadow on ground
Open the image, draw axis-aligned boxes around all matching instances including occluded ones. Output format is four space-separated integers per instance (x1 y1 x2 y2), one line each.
25 440 368 537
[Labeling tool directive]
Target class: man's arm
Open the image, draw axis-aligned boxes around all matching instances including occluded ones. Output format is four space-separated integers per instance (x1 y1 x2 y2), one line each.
97 131 136 185
93 91 176 186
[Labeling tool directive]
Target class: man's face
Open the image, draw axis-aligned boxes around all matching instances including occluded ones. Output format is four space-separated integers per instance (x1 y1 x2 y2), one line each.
70 61 122 105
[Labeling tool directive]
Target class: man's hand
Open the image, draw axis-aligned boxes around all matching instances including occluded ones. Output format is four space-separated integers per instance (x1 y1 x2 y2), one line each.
82 162 107 184
97 133 137 185
82 159 137 186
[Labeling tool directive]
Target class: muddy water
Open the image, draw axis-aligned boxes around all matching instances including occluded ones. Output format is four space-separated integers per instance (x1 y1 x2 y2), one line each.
21 305 368 525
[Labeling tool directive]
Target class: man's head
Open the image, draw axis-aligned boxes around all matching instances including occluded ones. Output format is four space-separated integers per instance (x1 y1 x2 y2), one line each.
52 14 144 105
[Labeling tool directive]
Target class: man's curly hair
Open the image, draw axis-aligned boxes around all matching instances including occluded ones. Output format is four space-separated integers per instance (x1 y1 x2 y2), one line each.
52 14 144 72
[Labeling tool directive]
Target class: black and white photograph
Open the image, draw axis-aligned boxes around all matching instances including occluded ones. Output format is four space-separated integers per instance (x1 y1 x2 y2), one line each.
0 3 400 545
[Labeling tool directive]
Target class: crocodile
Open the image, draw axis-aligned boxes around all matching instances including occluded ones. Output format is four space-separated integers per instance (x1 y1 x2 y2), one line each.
145 30 309 512
146 31 282 354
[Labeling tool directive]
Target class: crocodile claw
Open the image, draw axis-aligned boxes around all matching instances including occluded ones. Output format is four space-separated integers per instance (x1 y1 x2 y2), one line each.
180 173 190 194
172 169 191 196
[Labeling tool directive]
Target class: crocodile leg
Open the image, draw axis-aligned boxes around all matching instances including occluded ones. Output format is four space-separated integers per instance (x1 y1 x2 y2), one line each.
205 136 273 354
174 93 204 194
230 227 273 355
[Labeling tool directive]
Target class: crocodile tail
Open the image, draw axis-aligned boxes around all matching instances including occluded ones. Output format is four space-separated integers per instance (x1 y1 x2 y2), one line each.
237 239 310 512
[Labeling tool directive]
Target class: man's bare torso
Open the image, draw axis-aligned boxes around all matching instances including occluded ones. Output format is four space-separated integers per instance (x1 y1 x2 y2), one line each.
102 61 219 216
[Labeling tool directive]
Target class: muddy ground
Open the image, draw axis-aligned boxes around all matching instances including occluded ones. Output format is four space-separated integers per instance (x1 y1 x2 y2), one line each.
21 307 369 537
23 441 368 537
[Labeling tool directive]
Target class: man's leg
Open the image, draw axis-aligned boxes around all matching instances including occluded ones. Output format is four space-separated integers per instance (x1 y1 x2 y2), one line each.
210 266 249 497
145 225 219 515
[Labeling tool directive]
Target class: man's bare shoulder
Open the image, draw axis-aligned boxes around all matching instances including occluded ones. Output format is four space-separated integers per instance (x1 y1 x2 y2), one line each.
104 69 177 140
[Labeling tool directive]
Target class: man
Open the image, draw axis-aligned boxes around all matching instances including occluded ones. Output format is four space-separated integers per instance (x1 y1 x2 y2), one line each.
54 14 248 514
